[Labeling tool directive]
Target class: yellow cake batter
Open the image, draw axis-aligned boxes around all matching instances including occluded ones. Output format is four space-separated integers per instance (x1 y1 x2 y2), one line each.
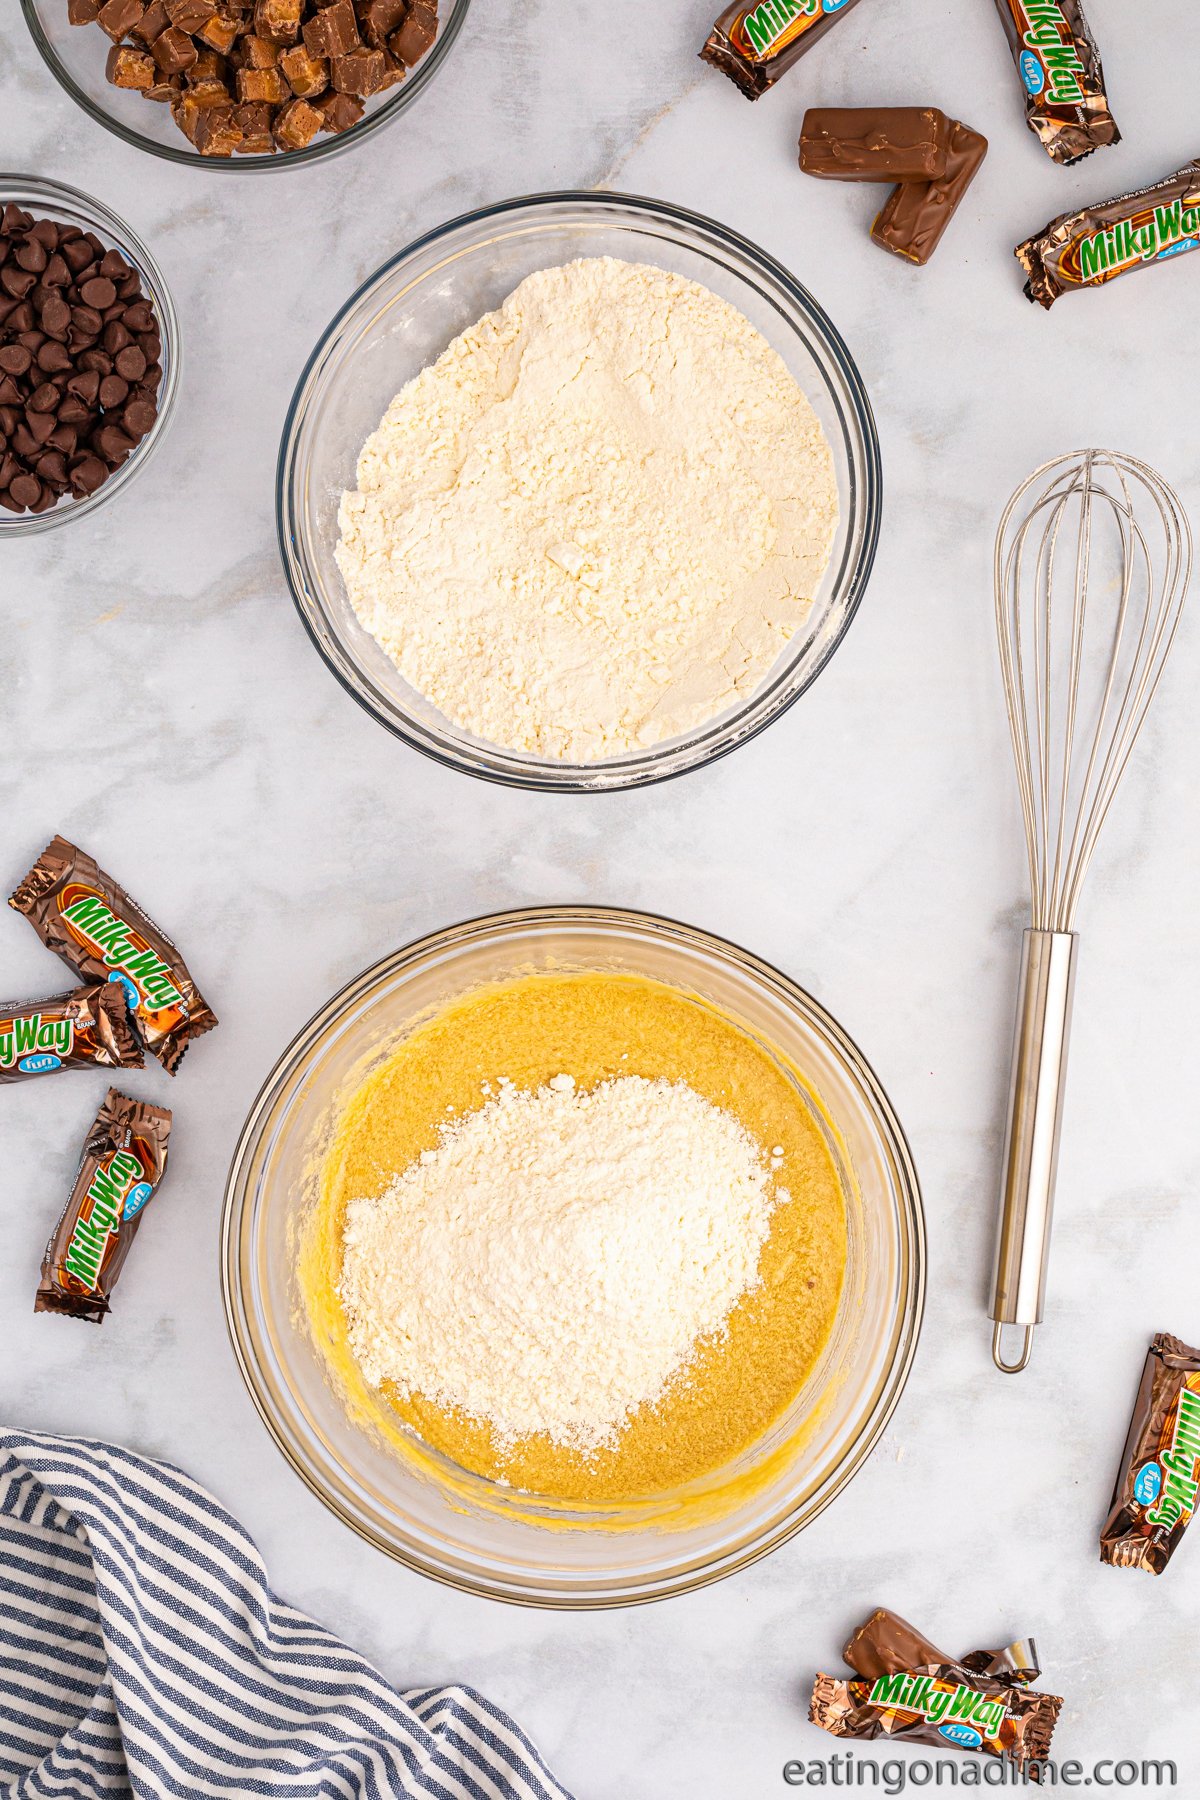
299 971 847 1504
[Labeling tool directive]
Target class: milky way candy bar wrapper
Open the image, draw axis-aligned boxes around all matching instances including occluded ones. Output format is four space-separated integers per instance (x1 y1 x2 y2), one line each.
0 981 142 1081
37 1089 172 1323
1017 159 1200 308
1102 1333 1200 1574
991 0 1119 164
702 0 868 99
809 1668 1061 1771
10 835 217 1075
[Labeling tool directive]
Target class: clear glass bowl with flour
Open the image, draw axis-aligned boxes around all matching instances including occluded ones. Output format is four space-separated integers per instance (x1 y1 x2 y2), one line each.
277 192 881 791
221 906 925 1607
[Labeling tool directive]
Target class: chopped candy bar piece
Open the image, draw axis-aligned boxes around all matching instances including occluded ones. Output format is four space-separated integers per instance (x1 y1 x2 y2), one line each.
272 93 322 146
331 44 386 93
97 0 145 40
279 43 329 93
106 43 157 86
236 63 285 100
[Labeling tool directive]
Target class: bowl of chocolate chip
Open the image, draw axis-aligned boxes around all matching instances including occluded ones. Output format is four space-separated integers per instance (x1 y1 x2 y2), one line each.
21 0 468 168
0 176 178 530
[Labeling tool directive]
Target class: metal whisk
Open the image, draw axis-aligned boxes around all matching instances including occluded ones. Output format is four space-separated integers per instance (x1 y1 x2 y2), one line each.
989 449 1192 1374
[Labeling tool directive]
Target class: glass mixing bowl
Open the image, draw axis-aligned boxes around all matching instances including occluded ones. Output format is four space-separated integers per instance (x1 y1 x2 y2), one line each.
222 906 924 1608
0 174 179 537
277 191 882 791
21 0 470 172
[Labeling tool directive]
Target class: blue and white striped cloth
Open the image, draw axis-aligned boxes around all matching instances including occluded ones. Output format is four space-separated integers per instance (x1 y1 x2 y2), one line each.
0 1431 573 1800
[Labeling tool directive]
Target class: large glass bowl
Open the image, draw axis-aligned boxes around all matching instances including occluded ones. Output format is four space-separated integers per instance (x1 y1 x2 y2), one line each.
277 192 882 791
0 175 179 537
20 0 470 172
222 906 923 1608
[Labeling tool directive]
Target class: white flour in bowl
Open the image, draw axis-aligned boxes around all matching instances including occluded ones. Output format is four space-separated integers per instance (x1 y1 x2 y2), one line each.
338 1073 786 1451
335 256 839 761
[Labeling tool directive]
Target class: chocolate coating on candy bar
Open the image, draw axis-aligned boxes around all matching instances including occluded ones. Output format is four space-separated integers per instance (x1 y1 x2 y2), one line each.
1101 1333 1200 1574
871 120 988 265
9 835 217 1075
1017 160 1200 308
701 0 868 99
990 0 1118 165
800 109 951 183
0 981 142 1081
36 1089 171 1323
842 1610 952 1682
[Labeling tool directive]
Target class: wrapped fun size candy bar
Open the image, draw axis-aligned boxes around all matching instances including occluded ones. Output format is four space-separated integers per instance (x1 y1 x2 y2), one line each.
37 1089 171 1323
810 1610 1062 1773
0 981 142 1081
701 0 868 100
10 835 217 1074
1101 1333 1200 1574
990 0 1119 165
1017 159 1200 308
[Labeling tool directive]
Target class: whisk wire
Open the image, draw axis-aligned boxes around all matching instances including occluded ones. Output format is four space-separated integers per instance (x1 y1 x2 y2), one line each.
996 450 1192 934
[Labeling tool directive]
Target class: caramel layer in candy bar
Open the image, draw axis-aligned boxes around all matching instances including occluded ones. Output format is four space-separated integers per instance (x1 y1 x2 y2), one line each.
36 1089 171 1323
0 981 142 1081
701 0 868 100
9 834 217 1075
990 0 1118 165
871 120 988 265
1101 1333 1200 1574
800 108 952 183
1017 159 1200 308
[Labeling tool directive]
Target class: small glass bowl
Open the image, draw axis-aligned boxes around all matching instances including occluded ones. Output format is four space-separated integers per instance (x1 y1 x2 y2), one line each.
20 0 471 173
277 191 882 791
0 174 179 536
222 906 924 1608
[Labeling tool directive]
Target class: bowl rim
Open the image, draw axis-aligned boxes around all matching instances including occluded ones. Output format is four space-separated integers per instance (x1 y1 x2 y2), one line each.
0 171 179 535
18 0 472 172
220 902 925 1608
275 188 883 794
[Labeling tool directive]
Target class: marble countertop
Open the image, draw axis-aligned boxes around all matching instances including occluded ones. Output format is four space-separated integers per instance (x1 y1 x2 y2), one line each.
3 2 1200 1793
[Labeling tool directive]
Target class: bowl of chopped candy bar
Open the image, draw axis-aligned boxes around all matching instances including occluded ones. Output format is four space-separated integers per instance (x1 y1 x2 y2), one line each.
21 0 469 168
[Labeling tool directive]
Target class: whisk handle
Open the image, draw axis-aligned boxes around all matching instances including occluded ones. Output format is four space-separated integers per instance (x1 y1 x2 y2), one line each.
988 928 1079 1374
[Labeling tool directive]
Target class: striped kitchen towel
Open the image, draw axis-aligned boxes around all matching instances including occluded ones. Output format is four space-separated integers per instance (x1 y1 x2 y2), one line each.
0 1430 573 1800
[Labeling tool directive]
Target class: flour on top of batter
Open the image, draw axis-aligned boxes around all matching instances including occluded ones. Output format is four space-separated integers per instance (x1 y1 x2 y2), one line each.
335 256 839 761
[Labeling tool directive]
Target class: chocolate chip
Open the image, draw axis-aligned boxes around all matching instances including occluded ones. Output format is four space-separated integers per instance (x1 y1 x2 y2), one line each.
99 374 130 409
80 276 117 310
0 344 31 376
103 319 132 354
114 345 147 382
61 239 94 274
15 240 48 274
69 455 108 495
39 296 71 338
27 381 61 414
8 472 40 507
36 340 72 373
122 397 158 437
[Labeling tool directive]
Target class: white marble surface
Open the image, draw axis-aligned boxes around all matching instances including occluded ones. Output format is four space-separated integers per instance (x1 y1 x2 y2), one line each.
3 2 1200 1794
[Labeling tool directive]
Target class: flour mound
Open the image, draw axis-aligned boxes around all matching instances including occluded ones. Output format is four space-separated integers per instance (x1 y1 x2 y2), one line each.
335 256 839 761
339 1074 784 1452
